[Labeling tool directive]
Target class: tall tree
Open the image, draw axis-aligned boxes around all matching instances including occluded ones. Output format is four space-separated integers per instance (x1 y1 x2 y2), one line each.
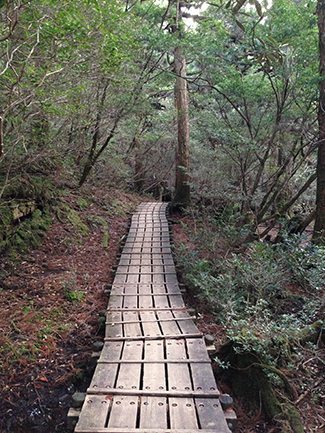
173 0 191 208
314 0 325 244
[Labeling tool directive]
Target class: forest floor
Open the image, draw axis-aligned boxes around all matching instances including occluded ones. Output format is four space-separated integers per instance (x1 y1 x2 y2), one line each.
0 186 142 433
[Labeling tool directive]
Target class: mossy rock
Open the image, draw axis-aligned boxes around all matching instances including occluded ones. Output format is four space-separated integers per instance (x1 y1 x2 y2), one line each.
1 175 57 203
0 204 52 254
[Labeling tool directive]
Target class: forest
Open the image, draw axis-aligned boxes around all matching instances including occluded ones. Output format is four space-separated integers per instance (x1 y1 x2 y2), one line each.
0 0 324 432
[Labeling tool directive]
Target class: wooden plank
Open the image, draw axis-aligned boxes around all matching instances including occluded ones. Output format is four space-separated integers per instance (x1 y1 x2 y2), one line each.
166 339 199 429
104 342 143 428
176 311 200 335
122 284 138 310
187 338 219 392
138 283 153 309
122 248 172 254
75 395 111 430
115 340 143 390
90 342 123 390
140 340 167 428
97 359 211 364
76 429 229 433
186 338 210 361
168 294 185 308
107 307 187 312
138 265 153 285
104 332 202 341
106 313 123 338
195 398 230 431
113 273 128 284
125 265 140 285
124 242 171 247
107 396 138 428
87 389 220 398
106 317 195 326
186 338 229 431
119 254 172 260
165 273 179 284
99 341 124 361
157 311 181 335
123 311 142 338
140 311 161 337
153 292 169 309
109 293 183 297
110 284 181 295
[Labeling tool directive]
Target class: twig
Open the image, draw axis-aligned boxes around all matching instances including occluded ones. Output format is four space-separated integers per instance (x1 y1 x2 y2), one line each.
295 377 324 405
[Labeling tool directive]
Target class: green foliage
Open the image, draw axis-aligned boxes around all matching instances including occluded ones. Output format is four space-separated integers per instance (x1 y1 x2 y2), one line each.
61 272 85 302
278 236 325 291
177 223 323 366
64 289 85 303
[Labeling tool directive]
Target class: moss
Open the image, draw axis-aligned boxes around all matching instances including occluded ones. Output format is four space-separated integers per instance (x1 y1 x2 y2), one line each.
13 211 50 250
58 203 89 236
299 320 324 344
0 205 13 244
228 350 282 419
109 199 128 216
102 228 110 249
1 175 57 203
77 197 91 210
221 343 304 432
0 205 14 227
0 205 52 254
282 403 304 433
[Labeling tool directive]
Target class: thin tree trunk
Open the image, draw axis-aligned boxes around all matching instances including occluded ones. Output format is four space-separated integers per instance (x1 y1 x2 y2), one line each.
314 0 325 244
133 137 145 192
173 45 190 208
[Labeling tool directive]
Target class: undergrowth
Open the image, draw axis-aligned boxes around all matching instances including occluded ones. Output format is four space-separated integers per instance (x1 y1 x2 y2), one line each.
175 211 324 432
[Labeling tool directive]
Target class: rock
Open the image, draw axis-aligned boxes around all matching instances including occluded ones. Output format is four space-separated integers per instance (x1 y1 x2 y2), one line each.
220 393 233 410
71 392 86 408
92 341 104 350
204 334 215 344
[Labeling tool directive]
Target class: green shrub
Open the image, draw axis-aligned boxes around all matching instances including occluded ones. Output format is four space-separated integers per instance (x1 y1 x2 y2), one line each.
277 235 325 292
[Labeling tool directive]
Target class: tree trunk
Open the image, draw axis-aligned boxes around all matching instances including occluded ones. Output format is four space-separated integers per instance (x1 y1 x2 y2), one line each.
314 0 325 244
173 45 191 208
133 137 145 192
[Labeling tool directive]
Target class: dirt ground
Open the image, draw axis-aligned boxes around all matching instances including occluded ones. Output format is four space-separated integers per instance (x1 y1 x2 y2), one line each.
0 187 142 433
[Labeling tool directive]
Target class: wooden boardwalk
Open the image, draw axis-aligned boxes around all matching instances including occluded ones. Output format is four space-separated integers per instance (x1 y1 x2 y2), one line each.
75 202 231 433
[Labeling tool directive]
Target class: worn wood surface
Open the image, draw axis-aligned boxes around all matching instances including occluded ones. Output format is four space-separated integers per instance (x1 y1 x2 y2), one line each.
75 202 230 433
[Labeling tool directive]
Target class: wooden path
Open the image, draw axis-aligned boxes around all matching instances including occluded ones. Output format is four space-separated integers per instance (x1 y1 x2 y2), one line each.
75 202 231 433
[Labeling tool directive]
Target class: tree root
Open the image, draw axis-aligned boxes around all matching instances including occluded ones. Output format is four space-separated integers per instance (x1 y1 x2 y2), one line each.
219 342 304 433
